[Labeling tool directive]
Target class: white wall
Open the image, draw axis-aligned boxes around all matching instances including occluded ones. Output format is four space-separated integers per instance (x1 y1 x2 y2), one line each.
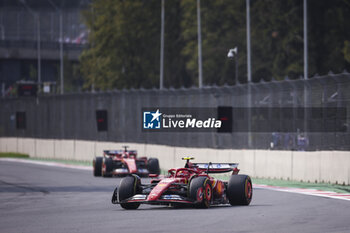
0 137 349 185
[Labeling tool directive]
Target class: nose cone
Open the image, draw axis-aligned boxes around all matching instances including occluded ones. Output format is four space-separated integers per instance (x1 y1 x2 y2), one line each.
147 193 159 201
147 178 173 201
123 158 137 173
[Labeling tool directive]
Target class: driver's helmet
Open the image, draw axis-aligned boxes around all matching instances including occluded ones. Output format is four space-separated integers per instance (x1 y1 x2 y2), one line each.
177 170 189 177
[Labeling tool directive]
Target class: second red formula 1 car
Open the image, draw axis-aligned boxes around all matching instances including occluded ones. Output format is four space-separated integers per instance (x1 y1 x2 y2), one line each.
111 157 252 209
93 146 160 177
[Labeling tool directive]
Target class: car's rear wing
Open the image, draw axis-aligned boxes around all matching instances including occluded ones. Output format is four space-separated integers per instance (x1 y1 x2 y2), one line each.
104 150 123 156
192 163 239 173
103 150 138 157
128 150 137 155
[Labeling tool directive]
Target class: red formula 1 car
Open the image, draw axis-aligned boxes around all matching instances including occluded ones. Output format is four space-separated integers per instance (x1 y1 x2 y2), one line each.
93 146 160 177
111 157 252 209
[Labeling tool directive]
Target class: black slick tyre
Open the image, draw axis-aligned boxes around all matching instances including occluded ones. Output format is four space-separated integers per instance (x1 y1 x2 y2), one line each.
93 157 102 177
118 175 141 210
147 158 160 175
227 175 253 205
189 176 212 208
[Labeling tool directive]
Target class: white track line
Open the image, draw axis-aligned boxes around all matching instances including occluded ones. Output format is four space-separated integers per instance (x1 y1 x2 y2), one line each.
255 184 350 201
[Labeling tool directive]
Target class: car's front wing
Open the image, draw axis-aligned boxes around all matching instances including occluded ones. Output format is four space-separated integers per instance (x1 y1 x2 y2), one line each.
114 194 195 205
110 168 149 176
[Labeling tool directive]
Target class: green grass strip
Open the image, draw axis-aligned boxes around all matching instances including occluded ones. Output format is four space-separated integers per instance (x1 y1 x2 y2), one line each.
26 157 92 166
252 177 350 194
0 154 91 166
0 152 29 158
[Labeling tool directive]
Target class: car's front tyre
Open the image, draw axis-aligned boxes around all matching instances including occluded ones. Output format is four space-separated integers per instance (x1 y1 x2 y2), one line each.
93 157 103 177
118 175 142 210
189 176 212 208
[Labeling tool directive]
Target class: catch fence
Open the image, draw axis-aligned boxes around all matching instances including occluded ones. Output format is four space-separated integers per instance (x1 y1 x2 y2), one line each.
0 72 349 150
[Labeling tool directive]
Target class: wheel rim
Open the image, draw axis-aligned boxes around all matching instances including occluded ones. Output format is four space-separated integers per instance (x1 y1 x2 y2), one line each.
204 183 212 202
245 179 252 200
201 181 212 208
196 187 204 202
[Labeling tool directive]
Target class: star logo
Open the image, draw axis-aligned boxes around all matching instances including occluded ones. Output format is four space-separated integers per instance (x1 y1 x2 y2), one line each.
143 109 162 129
151 109 162 122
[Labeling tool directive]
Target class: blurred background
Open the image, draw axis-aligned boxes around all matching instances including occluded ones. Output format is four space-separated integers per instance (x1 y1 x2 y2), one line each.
1 0 350 91
0 0 349 151
0 0 90 94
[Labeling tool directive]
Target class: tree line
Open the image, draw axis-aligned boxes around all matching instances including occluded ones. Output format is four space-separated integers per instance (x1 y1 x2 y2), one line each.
80 0 350 90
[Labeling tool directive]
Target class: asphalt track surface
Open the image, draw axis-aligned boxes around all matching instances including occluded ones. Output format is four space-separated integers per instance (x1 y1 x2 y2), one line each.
1 161 350 233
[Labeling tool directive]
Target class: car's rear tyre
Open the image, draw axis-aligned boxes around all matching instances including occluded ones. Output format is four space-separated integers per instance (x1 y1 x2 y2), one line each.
148 158 160 175
102 157 113 177
189 176 212 208
93 157 103 177
227 175 252 205
118 175 141 210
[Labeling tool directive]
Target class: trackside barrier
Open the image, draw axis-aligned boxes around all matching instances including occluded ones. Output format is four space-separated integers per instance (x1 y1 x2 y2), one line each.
0 137 349 185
